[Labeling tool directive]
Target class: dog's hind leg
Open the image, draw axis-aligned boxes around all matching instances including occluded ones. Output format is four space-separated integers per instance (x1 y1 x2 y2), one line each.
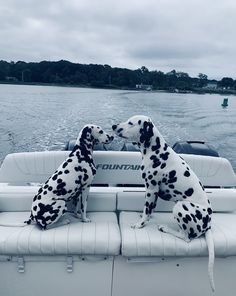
158 225 190 242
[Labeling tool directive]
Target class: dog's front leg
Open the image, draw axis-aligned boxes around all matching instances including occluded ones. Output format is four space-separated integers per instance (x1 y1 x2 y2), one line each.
81 186 91 223
131 190 158 229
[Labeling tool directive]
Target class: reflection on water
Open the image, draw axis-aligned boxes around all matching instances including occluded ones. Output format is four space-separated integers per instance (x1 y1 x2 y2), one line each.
0 84 236 170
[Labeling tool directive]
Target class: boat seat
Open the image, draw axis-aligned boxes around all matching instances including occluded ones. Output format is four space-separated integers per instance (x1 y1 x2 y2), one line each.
0 212 121 256
1 151 236 187
119 211 236 258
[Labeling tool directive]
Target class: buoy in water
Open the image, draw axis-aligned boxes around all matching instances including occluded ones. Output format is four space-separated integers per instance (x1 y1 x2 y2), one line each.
221 98 228 107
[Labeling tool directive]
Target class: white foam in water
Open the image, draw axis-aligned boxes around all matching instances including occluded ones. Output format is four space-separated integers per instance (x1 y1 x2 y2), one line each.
0 84 236 171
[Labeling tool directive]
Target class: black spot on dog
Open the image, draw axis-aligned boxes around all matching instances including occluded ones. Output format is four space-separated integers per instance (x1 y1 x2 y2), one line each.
151 180 157 186
199 181 205 191
197 225 201 232
190 214 197 223
151 137 161 151
207 208 213 215
52 174 58 181
139 121 154 148
62 162 68 169
185 188 194 197
64 170 69 174
183 204 188 211
183 217 188 224
178 212 182 217
169 170 176 178
182 224 187 230
185 214 192 221
160 152 169 161
202 215 210 229
195 210 202 220
188 228 197 239
174 190 182 195
184 171 190 177
150 155 161 168
160 163 166 169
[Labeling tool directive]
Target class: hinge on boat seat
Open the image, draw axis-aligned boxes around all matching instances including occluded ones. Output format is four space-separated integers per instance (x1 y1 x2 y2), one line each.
17 256 25 273
66 256 73 273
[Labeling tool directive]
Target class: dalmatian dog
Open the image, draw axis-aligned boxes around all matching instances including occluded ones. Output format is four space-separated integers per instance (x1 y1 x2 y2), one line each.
112 115 215 292
25 125 113 230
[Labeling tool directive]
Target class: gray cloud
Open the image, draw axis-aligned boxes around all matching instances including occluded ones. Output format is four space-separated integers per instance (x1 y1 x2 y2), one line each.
0 0 236 79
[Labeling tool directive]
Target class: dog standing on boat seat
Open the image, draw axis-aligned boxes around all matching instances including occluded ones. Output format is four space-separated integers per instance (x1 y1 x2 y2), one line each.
112 115 215 292
25 125 113 229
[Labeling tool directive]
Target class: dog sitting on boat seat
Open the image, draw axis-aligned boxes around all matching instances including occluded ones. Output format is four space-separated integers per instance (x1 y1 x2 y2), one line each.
25 125 113 230
112 115 215 291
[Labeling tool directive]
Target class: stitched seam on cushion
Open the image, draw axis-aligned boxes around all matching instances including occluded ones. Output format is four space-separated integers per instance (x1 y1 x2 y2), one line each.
134 214 139 256
214 223 228 256
81 222 84 254
67 224 70 255
107 222 110 256
94 222 97 255
160 231 165 257
28 226 35 254
17 227 27 254
39 229 43 254
53 228 56 254
146 227 152 256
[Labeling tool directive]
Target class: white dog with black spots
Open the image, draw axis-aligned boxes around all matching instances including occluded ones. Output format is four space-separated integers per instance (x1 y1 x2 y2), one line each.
112 115 215 292
25 125 113 229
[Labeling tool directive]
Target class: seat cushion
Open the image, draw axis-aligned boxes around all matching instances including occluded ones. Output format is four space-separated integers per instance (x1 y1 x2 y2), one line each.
120 211 236 257
0 212 121 256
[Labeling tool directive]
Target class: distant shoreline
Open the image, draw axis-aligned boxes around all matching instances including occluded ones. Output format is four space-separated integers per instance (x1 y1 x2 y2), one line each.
1 80 236 96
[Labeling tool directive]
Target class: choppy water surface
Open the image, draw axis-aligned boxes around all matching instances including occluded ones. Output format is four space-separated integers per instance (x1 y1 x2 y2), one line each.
0 84 236 170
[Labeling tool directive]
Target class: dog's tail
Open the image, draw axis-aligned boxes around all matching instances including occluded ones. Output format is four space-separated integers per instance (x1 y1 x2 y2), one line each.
0 222 27 227
0 214 34 227
205 228 215 292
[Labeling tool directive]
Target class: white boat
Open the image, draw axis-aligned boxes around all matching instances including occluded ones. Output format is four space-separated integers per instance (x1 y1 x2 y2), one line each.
0 147 236 296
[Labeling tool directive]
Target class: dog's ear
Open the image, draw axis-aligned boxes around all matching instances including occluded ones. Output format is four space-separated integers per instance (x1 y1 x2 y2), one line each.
81 126 92 141
139 119 154 148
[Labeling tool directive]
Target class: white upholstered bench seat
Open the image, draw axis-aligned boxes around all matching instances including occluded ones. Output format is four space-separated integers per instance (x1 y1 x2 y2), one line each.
0 212 121 256
120 211 236 258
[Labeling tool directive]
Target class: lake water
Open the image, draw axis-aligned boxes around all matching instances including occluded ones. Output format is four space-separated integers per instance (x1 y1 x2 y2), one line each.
0 84 236 171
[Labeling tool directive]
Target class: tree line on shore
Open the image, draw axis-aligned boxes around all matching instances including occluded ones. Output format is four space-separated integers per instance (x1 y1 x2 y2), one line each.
0 60 235 92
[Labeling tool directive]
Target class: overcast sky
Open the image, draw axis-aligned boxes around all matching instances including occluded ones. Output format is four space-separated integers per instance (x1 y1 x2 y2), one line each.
1 0 236 79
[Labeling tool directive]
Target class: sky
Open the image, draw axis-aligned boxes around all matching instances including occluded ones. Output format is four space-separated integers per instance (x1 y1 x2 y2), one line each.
0 0 236 80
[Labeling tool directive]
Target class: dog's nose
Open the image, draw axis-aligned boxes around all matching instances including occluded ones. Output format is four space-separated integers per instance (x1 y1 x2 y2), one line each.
112 124 117 130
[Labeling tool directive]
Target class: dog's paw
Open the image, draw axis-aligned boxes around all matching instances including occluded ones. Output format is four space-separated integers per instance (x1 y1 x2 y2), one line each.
131 221 146 229
158 225 169 233
73 213 81 219
82 217 91 223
